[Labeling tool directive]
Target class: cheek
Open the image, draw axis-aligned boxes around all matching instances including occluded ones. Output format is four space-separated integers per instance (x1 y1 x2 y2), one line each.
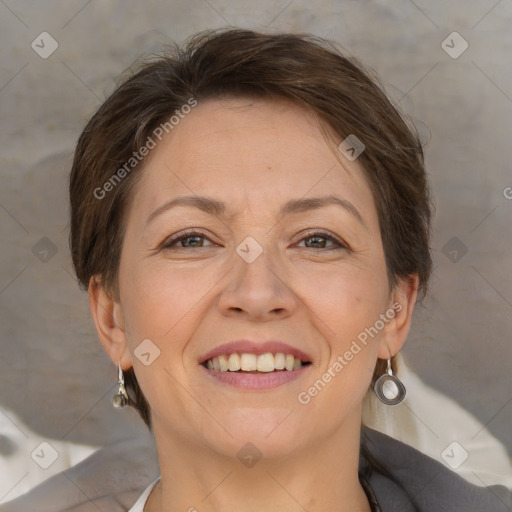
295 283 383 429
304 259 389 338
118 259 223 353
302 262 388 390
117 262 214 408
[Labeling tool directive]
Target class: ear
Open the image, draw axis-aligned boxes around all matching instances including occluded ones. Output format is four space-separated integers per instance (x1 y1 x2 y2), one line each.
378 274 420 359
88 276 132 370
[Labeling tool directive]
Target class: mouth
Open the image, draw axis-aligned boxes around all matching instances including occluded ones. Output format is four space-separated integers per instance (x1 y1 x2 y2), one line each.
201 352 312 373
198 340 313 389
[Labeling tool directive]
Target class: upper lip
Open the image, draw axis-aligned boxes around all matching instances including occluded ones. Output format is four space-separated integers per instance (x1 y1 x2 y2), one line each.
199 340 312 365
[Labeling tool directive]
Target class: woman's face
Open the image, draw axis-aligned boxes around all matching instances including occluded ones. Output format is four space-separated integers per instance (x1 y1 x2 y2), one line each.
112 97 403 457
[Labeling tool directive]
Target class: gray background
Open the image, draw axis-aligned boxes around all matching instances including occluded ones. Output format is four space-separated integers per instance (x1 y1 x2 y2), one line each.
0 0 511 492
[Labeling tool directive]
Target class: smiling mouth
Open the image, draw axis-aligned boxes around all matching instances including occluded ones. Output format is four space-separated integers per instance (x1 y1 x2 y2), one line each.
202 352 312 373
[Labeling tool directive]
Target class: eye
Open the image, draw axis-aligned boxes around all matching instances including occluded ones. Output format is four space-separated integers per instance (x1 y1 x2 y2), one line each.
160 229 347 251
296 230 348 250
161 229 215 249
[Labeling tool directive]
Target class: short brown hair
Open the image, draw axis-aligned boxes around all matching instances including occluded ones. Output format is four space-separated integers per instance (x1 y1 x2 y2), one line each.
69 28 433 428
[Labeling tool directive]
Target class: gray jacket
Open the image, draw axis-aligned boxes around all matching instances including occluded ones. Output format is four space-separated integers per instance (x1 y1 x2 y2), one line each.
360 428 511 511
1 427 510 511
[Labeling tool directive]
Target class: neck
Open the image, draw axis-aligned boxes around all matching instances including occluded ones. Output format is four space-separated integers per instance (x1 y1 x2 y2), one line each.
146 412 371 512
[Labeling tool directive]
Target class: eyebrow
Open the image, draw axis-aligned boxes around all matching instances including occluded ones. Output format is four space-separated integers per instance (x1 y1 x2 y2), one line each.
146 194 367 228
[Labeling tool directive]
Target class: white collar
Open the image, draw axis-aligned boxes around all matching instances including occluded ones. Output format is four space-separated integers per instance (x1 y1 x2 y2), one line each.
127 478 160 511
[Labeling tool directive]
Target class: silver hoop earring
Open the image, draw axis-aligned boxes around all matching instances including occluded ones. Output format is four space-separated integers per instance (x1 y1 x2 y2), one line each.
112 363 129 408
373 358 406 405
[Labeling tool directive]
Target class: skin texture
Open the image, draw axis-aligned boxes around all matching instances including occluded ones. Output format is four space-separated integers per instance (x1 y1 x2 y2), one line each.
89 97 419 511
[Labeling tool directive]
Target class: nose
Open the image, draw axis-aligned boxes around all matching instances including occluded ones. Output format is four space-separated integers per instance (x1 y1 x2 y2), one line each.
217 247 297 322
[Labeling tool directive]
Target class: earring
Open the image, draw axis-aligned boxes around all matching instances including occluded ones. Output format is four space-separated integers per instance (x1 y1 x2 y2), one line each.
112 363 129 408
373 358 406 405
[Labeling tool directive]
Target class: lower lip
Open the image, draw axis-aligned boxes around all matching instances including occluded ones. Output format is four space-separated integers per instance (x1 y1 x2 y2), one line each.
201 365 311 390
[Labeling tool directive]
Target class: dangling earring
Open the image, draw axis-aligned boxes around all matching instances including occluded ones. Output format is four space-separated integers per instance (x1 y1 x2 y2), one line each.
373 358 406 405
112 363 129 408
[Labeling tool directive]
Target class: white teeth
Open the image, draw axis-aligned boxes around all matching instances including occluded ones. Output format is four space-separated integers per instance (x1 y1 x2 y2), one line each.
240 353 257 371
228 353 241 371
204 352 305 372
274 352 285 370
218 354 229 372
257 353 275 372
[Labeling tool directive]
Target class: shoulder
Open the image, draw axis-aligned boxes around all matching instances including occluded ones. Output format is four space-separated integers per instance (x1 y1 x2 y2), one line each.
361 426 512 512
0 434 158 512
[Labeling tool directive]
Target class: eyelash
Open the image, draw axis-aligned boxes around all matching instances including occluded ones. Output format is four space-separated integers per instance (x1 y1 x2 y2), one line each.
161 229 348 251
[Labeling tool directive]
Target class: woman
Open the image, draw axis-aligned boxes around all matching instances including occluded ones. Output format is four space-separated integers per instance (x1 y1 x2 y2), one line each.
64 29 507 511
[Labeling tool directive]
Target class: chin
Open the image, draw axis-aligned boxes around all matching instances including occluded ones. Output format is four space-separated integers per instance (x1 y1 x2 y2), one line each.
200 407 312 460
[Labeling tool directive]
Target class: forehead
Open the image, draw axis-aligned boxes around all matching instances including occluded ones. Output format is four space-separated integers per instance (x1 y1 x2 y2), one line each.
128 97 376 223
